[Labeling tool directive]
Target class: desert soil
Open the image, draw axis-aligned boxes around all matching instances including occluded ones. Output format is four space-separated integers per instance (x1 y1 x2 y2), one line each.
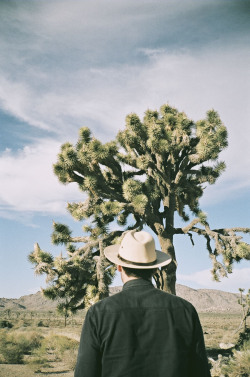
0 363 74 377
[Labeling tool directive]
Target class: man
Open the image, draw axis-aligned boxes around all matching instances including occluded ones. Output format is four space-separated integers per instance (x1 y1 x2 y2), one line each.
74 230 211 377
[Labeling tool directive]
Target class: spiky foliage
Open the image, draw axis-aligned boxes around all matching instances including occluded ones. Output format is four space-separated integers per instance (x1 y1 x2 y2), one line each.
28 229 116 314
30 104 250 308
56 108 227 234
237 288 250 333
52 104 250 295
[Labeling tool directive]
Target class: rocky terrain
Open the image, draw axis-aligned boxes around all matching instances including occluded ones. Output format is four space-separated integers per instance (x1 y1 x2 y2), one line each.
0 284 241 313
176 284 241 312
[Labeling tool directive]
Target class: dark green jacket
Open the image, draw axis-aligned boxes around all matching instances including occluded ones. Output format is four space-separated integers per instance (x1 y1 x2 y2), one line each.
74 279 211 377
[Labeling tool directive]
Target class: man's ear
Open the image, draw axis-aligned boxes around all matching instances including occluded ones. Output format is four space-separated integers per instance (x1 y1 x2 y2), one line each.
117 265 122 272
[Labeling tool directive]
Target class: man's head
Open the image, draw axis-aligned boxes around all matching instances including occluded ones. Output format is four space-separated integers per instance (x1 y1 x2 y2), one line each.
104 230 171 272
122 266 157 280
116 264 157 283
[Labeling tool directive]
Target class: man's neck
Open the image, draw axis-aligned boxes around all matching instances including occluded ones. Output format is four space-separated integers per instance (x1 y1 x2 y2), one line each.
121 268 139 284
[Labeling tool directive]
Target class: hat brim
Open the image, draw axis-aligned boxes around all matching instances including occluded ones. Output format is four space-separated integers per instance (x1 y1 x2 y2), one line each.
104 244 172 269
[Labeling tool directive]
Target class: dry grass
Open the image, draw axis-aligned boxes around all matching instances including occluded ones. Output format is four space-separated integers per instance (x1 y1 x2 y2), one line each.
0 311 249 376
200 312 243 350
0 316 80 376
26 333 79 373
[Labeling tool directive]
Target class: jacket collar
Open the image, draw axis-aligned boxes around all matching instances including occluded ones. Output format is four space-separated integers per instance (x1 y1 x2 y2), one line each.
122 278 154 291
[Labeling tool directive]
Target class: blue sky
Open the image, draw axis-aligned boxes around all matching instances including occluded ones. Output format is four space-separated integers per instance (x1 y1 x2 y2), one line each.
0 0 249 298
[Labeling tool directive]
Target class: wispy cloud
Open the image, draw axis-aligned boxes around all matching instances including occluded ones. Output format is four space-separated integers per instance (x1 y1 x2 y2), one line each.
0 0 249 219
1 46 249 215
0 138 83 218
178 267 250 293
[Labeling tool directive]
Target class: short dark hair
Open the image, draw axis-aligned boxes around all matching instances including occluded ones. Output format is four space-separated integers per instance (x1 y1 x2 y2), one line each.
122 267 157 281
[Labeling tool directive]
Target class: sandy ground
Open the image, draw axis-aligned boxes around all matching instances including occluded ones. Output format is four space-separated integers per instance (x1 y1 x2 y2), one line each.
0 364 74 377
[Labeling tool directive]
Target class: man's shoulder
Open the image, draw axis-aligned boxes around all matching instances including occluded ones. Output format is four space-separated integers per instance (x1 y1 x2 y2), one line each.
90 289 125 312
90 285 197 314
152 286 197 311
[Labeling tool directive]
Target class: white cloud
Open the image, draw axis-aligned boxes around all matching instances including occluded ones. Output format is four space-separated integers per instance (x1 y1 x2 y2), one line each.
178 267 250 293
0 1 249 216
0 77 51 131
0 45 249 216
0 138 83 218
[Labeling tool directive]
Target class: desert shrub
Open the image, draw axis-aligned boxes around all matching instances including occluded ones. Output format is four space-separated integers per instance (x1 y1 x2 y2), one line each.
19 331 43 352
54 335 78 353
27 333 79 371
37 320 49 327
222 339 250 376
0 330 43 364
42 334 78 359
209 334 250 376
0 331 24 364
0 320 13 328
236 328 250 349
1 343 24 364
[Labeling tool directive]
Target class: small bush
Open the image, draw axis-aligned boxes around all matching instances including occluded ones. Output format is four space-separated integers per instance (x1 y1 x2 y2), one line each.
236 328 250 349
0 320 13 328
0 329 79 370
42 334 78 360
210 333 250 376
0 330 43 364
19 331 43 353
222 341 250 376
37 320 43 327
0 332 24 364
27 333 79 371
2 343 24 364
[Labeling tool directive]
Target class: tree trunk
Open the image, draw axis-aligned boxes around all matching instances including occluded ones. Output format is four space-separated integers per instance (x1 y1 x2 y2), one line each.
158 235 177 295
96 240 110 300
155 193 177 295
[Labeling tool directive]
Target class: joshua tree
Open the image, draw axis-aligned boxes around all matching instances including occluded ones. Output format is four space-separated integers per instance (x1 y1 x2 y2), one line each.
29 236 115 312
29 104 250 308
238 288 250 332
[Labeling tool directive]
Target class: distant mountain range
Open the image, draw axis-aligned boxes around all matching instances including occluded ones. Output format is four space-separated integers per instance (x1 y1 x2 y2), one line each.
0 284 242 313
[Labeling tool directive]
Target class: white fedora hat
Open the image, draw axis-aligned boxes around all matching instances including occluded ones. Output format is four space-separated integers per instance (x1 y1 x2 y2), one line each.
104 230 171 269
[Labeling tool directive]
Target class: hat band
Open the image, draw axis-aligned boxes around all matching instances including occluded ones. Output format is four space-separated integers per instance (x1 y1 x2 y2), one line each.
118 254 157 267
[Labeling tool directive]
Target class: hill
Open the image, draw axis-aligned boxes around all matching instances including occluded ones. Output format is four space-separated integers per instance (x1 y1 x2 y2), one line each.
0 284 241 313
175 284 241 312
110 285 241 313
